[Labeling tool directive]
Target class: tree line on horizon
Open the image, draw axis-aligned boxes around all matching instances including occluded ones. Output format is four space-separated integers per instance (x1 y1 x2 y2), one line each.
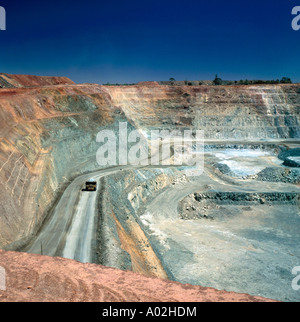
101 76 293 86
212 75 293 86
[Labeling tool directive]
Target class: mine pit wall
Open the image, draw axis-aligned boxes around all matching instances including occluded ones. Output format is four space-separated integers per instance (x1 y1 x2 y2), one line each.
0 82 300 252
0 85 123 249
98 168 187 279
105 84 300 140
0 73 75 88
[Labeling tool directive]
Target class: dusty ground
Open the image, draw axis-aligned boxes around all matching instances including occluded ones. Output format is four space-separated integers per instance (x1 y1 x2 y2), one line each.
137 149 300 302
0 250 276 302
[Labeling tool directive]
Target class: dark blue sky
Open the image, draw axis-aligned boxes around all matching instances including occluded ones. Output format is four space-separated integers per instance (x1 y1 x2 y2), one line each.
0 0 299 84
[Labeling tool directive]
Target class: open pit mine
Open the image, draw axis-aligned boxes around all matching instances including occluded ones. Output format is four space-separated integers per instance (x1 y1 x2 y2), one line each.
0 73 300 302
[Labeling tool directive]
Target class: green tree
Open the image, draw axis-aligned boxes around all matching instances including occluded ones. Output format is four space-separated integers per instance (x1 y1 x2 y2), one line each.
213 74 222 86
169 78 176 85
280 77 292 84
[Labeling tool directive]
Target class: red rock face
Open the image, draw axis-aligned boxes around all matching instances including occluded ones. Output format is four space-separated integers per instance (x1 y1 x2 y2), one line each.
0 250 276 302
0 73 75 88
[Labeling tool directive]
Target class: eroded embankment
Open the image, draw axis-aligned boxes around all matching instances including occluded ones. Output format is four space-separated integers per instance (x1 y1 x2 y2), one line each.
97 168 188 279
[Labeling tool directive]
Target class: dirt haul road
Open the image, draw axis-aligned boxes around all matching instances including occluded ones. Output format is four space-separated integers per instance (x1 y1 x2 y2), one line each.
23 166 144 263
23 137 196 264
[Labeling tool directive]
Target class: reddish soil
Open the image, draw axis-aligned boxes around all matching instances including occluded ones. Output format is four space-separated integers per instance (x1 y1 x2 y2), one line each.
0 250 276 302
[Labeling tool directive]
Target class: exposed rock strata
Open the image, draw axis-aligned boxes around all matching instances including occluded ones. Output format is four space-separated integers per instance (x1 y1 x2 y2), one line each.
0 84 117 248
0 73 74 88
1 82 298 250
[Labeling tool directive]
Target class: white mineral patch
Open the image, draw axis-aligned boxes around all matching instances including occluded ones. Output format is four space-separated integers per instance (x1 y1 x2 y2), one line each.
140 212 170 250
215 149 278 176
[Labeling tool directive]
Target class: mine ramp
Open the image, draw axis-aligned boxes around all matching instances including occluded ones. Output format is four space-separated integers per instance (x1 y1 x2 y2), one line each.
82 181 97 192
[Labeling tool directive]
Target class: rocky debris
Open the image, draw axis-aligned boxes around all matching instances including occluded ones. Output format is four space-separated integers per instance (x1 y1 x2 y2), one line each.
216 163 239 177
283 156 300 168
0 250 276 302
278 148 300 161
256 167 300 184
242 206 252 211
178 190 300 221
179 194 219 220
193 192 299 205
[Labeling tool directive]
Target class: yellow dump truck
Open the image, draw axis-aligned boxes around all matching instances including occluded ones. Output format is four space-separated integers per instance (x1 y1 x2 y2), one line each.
82 179 97 192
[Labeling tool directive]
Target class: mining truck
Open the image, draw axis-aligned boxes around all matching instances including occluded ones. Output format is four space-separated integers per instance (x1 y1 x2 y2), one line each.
82 179 97 192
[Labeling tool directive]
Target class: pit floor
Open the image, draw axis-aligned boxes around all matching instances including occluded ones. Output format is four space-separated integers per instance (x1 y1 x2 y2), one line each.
140 147 300 302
